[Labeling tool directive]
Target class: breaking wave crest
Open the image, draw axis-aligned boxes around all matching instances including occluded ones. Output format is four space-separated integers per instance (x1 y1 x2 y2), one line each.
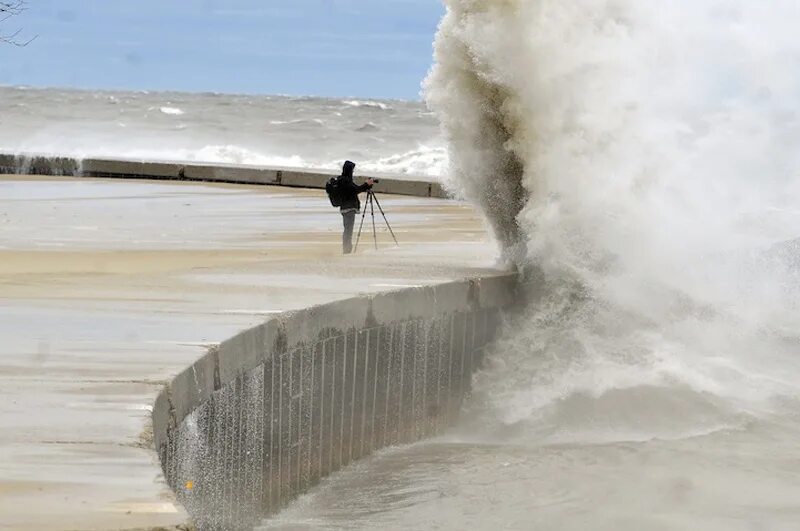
358 146 447 177
342 100 392 111
426 0 800 444
157 106 185 116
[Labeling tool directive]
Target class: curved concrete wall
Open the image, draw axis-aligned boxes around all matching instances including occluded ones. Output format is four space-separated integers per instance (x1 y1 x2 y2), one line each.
152 274 517 530
0 152 449 198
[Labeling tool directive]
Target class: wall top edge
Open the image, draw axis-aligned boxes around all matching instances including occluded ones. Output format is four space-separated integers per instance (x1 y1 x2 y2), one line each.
0 151 438 187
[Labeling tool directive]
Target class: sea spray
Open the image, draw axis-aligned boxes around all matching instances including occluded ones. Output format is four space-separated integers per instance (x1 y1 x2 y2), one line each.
427 0 800 442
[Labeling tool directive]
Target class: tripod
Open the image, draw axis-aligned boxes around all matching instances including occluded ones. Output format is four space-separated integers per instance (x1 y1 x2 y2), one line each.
354 190 399 252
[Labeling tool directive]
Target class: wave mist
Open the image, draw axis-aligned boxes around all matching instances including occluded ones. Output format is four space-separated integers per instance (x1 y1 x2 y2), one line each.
426 0 800 444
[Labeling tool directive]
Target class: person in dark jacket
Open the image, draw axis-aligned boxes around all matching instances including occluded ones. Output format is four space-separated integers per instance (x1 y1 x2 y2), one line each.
338 160 374 254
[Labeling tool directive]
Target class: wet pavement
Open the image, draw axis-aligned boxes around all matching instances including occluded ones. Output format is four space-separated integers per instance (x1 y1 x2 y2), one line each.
0 176 498 530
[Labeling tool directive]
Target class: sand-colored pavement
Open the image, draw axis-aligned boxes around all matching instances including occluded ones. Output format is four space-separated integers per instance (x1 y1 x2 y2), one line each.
0 176 498 530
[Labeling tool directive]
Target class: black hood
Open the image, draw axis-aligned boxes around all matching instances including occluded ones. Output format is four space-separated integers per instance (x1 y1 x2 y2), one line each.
341 160 356 179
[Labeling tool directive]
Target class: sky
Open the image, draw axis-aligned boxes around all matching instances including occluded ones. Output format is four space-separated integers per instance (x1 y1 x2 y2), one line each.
0 0 445 99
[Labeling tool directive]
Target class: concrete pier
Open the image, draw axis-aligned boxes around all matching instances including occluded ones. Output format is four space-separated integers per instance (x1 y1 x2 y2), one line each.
0 175 506 530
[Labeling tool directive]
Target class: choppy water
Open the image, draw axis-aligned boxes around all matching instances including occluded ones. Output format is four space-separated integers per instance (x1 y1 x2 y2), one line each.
0 86 445 177
258 425 800 531
260 0 800 529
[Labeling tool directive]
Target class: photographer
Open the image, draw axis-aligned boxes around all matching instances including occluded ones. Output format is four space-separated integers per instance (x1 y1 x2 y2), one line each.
338 160 375 254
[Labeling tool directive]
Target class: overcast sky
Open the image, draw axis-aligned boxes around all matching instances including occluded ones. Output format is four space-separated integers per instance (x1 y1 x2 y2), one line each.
0 0 445 99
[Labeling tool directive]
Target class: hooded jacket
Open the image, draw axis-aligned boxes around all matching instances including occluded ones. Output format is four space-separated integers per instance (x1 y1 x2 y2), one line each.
338 160 371 211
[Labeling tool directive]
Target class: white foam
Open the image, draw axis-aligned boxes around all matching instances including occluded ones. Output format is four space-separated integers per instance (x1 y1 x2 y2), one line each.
168 145 306 167
357 145 447 177
159 106 184 116
342 100 391 111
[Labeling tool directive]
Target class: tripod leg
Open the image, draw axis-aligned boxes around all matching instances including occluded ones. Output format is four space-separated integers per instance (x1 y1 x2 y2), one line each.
353 202 369 253
370 193 400 246
370 192 378 250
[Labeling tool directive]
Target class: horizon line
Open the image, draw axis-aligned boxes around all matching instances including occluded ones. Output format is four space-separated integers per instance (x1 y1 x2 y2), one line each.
0 82 427 103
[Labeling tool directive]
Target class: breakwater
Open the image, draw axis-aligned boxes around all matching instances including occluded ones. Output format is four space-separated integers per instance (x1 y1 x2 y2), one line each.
152 274 517 529
0 152 448 198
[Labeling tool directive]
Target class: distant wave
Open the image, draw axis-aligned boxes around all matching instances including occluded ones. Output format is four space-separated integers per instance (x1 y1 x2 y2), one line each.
342 100 391 111
357 145 447 177
355 122 380 132
268 118 325 127
159 106 185 116
179 144 447 178
153 144 306 167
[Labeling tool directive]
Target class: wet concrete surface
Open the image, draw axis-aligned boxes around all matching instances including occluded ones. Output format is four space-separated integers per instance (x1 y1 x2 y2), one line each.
0 176 499 530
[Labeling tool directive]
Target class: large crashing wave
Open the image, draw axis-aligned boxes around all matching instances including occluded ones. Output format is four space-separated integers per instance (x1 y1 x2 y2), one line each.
426 1 800 443
425 1 529 263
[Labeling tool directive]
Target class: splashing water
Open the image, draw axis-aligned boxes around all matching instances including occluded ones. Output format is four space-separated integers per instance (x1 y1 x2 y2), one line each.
426 0 800 442
251 4 800 529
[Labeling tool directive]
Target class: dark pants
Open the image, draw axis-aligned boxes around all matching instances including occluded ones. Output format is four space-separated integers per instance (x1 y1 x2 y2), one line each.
341 209 357 254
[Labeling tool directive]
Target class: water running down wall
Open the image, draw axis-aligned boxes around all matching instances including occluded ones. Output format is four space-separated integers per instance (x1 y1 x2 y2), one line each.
152 275 518 530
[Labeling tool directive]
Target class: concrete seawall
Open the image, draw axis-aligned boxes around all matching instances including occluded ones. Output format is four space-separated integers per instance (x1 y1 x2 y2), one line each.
0 176 503 530
0 152 449 198
153 273 517 530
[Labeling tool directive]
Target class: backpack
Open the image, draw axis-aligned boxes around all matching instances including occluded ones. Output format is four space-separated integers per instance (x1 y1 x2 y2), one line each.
325 176 343 207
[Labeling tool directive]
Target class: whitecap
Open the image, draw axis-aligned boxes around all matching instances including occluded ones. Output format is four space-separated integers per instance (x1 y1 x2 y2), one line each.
159 106 184 116
342 100 391 111
356 145 447 177
154 144 308 168
269 118 324 127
